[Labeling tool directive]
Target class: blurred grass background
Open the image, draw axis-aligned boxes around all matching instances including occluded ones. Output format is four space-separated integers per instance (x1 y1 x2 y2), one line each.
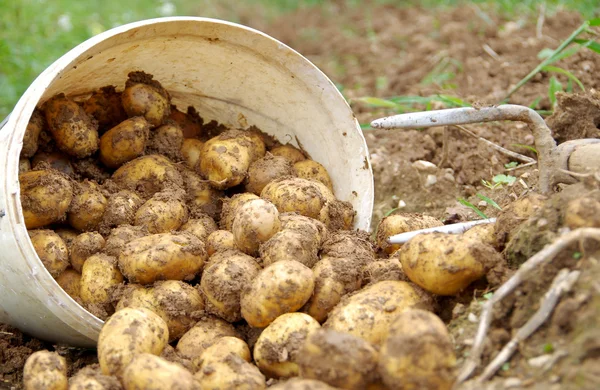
1 0 598 119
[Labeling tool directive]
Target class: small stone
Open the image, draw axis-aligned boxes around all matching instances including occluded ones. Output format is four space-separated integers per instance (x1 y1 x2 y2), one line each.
504 378 522 388
468 313 478 323
528 354 553 368
425 174 437 187
452 303 466 318
398 200 407 208
478 201 488 208
412 160 437 172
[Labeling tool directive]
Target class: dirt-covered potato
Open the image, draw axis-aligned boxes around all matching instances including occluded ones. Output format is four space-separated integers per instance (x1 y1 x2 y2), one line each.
269 378 337 390
20 169 73 229
31 151 75 176
206 230 236 256
233 199 281 256
99 117 150 168
198 130 257 189
176 316 240 360
245 154 294 195
293 160 333 191
99 190 144 234
80 253 123 313
69 364 122 390
321 230 375 266
148 122 184 161
305 256 362 323
191 336 251 371
376 213 443 255
220 193 260 231
118 233 206 285
181 138 204 169
494 193 546 246
379 309 456 390
194 352 266 390
254 313 320 378
463 223 497 247
103 225 146 257
56 268 81 299
169 106 202 138
22 109 45 158
29 230 69 278
246 130 268 163
121 71 170 127
323 280 421 345
362 258 405 286
70 232 105 272
397 232 500 295
270 144 306 164
179 167 223 220
260 228 320 268
98 307 169 377
19 158 31 173
280 212 328 241
298 329 379 390
134 189 188 234
43 94 99 158
83 86 128 131
241 260 314 328
180 214 218 243
121 353 196 390
201 250 261 322
55 227 78 251
23 350 68 390
68 180 107 231
112 155 183 199
565 196 600 228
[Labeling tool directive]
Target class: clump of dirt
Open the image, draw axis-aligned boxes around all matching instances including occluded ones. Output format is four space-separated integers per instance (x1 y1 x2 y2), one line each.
546 90 600 143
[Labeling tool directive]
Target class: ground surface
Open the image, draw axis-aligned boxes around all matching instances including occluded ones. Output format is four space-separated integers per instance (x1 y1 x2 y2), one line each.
2 2 600 389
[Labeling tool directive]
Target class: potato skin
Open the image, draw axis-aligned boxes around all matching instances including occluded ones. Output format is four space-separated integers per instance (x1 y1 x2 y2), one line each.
22 109 45 158
68 180 107 231
192 336 251 371
103 224 146 257
246 154 294 195
206 230 236 256
233 199 281 256
376 213 443 255
99 116 150 168
176 316 240 360
270 144 306 163
180 214 218 243
220 193 259 231
99 190 144 234
180 167 223 220
23 350 68 390
378 309 456 390
169 106 202 138
68 365 122 390
362 258 405 286
254 313 321 378
118 233 206 285
323 281 421 345
241 260 315 328
20 169 73 229
269 379 337 390
29 230 70 278
297 329 379 390
121 71 170 127
260 229 319 268
122 353 196 390
70 232 105 272
181 138 204 169
293 160 333 192
194 353 266 390
83 86 128 132
279 213 328 245
112 155 183 199
56 268 81 299
44 94 99 158
80 253 123 309
134 189 188 234
98 307 169 377
148 122 184 161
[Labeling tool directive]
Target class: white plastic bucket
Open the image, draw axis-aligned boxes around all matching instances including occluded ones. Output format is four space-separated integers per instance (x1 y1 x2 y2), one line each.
0 17 374 347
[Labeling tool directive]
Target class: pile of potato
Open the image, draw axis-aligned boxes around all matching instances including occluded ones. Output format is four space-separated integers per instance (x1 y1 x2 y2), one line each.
20 71 503 389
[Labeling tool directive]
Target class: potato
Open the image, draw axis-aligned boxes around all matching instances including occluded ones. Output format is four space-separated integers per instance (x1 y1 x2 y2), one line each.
321 230 375 266
397 233 500 295
297 329 378 390
194 353 266 390
19 158 31 173
305 256 362 323
119 233 206 285
68 180 107 231
43 94 99 158
241 260 314 328
99 117 150 168
269 378 337 390
55 227 78 251
246 154 294 195
169 106 202 138
99 190 144 234
83 86 128 131
80 253 123 312
103 224 146 257
463 223 496 247
23 350 68 390
29 230 69 278
70 232 105 272
98 307 169 377
192 336 251 371
246 130 267 163
220 193 259 231
148 122 184 161
21 109 45 158
121 71 170 127
362 258 405 286
259 228 319 268
112 155 183 198
270 144 306 164
254 313 320 378
176 316 240 360
376 213 443 255
68 365 122 390
206 230 236 256
201 250 261 322
233 199 281 256
293 160 333 191
180 167 223 220
198 130 257 189
20 169 73 229
565 196 600 229
378 309 456 390
323 280 421 345
31 151 75 176
122 353 196 390
279 213 328 245
494 193 546 245
181 138 204 169
180 214 218 243
134 189 188 234
56 268 81 299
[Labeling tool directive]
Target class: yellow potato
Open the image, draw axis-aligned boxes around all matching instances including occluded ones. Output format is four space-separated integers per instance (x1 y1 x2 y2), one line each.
176 316 240 360
98 307 169 377
241 260 315 328
21 109 45 158
194 353 266 390
56 268 81 299
43 94 99 158
245 130 267 163
192 336 251 371
54 228 78 251
148 122 184 161
70 232 105 272
206 230 236 256
220 193 259 231
112 154 183 198
68 365 122 390
245 154 294 195
99 190 144 234
99 116 150 168
119 233 206 285
269 379 337 390
495 193 546 245
20 169 73 229
23 350 68 390
68 180 107 231
169 106 202 138
270 144 306 164
179 167 223 220
232 198 281 256
323 280 421 345
83 85 128 132
378 309 456 390
121 71 170 127
201 250 262 322
122 353 196 390
103 224 146 257
259 228 320 268
80 253 123 312
29 229 69 278
321 230 375 267
181 138 204 169
134 189 188 234
254 313 321 378
463 223 497 247
375 213 443 255
361 258 405 286
298 329 379 390
279 213 328 245
293 160 333 192
180 214 218 243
